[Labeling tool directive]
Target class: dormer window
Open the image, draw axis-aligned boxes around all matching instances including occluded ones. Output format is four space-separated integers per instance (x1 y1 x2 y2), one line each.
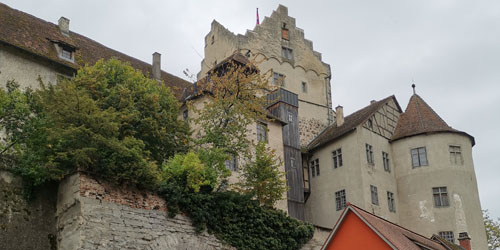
52 40 76 62
61 48 72 60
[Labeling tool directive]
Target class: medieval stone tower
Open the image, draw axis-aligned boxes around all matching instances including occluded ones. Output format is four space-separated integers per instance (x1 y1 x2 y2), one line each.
198 5 334 147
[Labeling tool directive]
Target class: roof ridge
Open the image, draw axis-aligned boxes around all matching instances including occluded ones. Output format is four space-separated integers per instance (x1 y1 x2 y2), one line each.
349 204 435 242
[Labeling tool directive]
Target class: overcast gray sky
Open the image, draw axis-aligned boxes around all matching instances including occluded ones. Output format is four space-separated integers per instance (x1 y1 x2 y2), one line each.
3 0 500 219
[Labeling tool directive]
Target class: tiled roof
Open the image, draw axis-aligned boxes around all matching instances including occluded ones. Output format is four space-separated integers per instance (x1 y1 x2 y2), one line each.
307 95 401 151
348 204 451 250
0 3 191 99
391 94 474 145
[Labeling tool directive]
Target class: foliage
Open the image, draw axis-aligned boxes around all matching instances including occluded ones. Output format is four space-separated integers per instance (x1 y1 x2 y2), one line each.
159 184 314 250
1 59 189 188
162 151 218 193
0 80 42 168
484 210 500 249
237 141 287 207
191 61 274 159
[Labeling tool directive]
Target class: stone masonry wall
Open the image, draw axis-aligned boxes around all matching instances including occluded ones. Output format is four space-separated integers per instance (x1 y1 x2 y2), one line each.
0 170 58 250
57 173 235 250
299 117 328 147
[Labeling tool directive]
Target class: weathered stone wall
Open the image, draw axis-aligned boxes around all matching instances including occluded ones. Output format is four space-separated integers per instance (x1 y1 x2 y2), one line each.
299 117 328 147
57 173 235 250
0 170 58 250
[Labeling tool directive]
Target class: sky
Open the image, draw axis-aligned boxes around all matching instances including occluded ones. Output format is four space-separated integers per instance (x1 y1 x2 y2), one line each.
3 0 500 219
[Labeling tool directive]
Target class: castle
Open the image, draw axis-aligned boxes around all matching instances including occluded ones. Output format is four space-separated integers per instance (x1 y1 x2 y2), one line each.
0 3 488 250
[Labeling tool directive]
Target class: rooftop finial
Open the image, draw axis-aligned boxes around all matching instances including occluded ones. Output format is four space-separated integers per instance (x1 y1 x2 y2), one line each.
411 78 416 95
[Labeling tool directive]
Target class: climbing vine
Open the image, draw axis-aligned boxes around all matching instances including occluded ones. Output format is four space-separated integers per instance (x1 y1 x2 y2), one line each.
159 183 314 250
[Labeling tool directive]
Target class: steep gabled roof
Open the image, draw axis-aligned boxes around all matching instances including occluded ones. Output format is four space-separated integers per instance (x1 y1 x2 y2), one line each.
391 94 474 146
307 95 401 151
321 203 460 250
0 3 191 99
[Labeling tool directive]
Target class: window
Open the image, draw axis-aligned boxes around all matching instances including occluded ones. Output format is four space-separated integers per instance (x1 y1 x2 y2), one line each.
332 148 343 169
433 187 449 207
366 144 374 165
311 159 320 177
273 72 285 86
282 23 289 40
182 110 188 122
387 191 395 212
257 123 267 142
225 153 238 171
301 82 307 93
335 189 346 211
61 48 72 60
367 119 373 129
383 152 390 172
411 147 428 167
438 231 454 243
370 185 379 205
449 146 463 165
288 111 293 122
281 47 293 60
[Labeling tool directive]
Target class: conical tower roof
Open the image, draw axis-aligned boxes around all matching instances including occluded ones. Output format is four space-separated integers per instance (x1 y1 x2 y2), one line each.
391 93 474 145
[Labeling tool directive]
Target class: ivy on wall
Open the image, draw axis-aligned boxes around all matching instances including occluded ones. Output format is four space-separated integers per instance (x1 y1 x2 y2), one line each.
159 183 314 250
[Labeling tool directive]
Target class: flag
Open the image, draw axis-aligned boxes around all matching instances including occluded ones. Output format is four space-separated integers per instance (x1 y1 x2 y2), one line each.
256 8 260 25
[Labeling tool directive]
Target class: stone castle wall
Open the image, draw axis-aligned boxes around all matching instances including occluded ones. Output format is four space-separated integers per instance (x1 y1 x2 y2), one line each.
0 171 58 250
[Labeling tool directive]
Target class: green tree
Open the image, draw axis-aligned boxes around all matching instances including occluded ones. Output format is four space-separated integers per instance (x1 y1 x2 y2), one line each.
237 141 287 207
2 59 189 188
192 60 273 159
484 210 500 249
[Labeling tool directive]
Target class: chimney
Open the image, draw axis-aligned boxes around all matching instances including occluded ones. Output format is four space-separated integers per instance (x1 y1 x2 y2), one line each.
152 52 161 82
458 232 471 250
58 17 70 37
370 100 376 104
336 105 344 127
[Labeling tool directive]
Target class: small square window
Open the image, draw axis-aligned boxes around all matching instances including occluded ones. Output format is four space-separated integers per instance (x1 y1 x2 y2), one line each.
433 187 449 207
438 231 454 243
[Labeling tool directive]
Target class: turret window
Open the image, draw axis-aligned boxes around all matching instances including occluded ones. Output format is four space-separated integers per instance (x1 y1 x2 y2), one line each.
257 123 267 142
449 145 463 165
301 82 307 93
411 147 428 168
433 187 449 207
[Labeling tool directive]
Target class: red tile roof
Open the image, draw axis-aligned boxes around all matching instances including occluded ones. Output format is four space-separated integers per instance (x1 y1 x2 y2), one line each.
391 94 474 145
307 96 402 151
322 203 463 250
0 2 191 99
